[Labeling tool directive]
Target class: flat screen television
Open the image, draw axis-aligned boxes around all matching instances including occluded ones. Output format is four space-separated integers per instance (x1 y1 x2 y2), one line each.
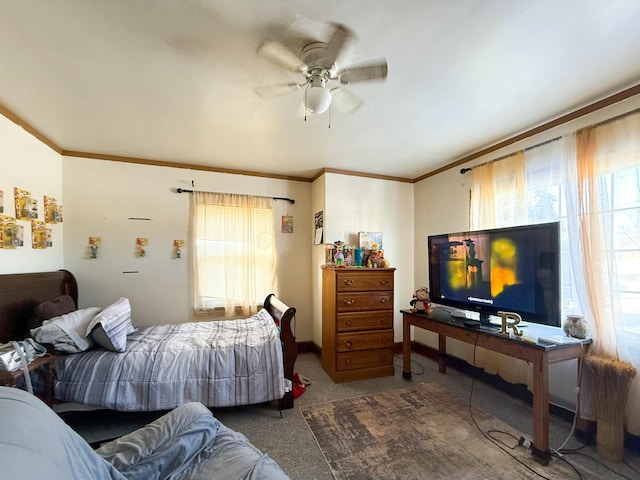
428 222 560 327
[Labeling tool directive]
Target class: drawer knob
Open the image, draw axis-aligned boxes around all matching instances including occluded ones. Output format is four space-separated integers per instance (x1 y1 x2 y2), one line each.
344 298 355 305
379 317 386 324
345 319 353 326
345 341 353 349
380 297 388 304
343 279 354 286
379 279 389 285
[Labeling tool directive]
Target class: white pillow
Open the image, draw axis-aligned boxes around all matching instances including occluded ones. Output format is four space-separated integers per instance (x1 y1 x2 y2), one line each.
31 307 101 353
86 298 134 352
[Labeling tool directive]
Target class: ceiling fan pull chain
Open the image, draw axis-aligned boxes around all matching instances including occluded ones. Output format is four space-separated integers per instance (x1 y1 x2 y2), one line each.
328 106 331 129
304 88 308 122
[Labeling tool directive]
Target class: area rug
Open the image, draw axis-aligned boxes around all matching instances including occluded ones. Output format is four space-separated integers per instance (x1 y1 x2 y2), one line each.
300 383 582 479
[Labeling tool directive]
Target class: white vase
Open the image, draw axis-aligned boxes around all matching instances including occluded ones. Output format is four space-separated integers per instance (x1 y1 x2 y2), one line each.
563 315 590 339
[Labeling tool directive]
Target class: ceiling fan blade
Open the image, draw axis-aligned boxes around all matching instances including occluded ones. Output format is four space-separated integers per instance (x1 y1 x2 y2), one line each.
330 87 363 115
256 41 308 73
338 59 388 85
254 82 303 98
323 23 356 68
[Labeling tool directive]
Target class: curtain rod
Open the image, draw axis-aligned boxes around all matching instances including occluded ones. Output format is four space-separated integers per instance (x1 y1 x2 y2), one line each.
460 107 640 174
175 188 295 204
460 138 561 174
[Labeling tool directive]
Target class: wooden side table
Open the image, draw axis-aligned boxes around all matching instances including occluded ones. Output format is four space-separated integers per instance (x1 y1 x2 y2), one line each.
0 353 56 406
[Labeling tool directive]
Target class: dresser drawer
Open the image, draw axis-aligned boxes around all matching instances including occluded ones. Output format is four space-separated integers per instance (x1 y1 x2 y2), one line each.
336 292 393 312
337 311 393 332
336 330 394 352
335 271 394 292
336 348 394 371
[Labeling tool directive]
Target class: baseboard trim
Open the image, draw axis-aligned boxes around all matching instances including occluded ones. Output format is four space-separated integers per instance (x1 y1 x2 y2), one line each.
296 341 320 354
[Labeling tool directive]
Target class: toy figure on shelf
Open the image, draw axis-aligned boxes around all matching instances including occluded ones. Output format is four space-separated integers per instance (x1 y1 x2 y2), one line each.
367 243 389 268
410 287 432 313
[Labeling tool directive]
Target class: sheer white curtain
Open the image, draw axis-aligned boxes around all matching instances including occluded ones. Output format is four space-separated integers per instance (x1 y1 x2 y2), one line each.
466 151 531 384
190 192 276 317
469 151 526 230
469 161 496 229
469 112 640 434
566 114 640 434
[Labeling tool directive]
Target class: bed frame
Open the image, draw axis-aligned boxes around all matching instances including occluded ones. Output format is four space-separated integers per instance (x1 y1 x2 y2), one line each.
0 269 297 410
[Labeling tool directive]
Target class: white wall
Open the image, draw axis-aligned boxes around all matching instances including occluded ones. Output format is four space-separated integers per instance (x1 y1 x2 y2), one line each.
310 174 326 345
0 115 64 273
318 173 414 344
62 156 314 340
414 94 640 408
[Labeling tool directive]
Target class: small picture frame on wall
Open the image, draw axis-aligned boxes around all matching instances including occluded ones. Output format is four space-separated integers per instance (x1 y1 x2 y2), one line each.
314 211 323 245
281 215 293 233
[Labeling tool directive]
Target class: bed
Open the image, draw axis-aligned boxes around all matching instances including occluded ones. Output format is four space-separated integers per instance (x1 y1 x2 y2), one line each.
0 269 298 411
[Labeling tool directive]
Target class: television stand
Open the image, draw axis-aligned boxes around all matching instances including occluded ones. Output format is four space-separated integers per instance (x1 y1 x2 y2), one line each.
401 308 591 465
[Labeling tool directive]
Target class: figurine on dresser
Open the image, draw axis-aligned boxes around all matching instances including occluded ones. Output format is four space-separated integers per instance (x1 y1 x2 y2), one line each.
334 243 345 266
367 243 390 268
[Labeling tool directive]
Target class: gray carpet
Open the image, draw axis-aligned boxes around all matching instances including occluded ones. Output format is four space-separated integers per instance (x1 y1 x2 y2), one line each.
301 382 590 479
62 352 640 479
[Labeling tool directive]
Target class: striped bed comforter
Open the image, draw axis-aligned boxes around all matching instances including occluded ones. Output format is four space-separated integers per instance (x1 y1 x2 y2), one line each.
53 309 285 411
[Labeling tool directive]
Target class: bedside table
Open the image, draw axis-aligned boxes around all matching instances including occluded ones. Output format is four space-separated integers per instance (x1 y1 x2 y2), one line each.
0 353 56 406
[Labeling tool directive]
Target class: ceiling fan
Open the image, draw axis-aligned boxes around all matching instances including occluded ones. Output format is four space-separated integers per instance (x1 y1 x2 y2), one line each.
255 22 388 115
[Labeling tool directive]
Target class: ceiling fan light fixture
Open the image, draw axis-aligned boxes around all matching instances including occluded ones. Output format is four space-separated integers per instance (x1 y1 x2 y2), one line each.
304 75 332 114
256 21 388 118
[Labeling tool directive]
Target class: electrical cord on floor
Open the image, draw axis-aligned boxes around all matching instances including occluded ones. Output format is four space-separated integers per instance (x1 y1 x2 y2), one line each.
553 342 586 455
393 354 425 376
556 451 637 480
549 343 637 479
466 334 581 480
557 440 639 478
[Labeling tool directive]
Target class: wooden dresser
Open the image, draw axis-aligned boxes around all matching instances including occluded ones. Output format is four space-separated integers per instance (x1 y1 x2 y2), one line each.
321 266 395 383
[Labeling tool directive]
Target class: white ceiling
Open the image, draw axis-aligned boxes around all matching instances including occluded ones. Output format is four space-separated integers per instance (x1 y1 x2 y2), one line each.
2 1 640 180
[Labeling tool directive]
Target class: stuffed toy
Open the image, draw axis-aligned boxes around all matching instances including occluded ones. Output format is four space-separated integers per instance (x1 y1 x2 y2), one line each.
367 243 390 268
410 287 432 313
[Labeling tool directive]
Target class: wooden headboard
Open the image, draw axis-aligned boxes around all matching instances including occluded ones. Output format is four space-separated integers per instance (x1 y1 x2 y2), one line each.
0 269 78 343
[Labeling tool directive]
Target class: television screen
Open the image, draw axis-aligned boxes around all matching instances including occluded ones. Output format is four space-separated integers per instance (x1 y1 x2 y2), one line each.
428 222 560 326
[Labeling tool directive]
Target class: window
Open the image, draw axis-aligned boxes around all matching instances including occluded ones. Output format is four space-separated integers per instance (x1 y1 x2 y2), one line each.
191 192 276 317
524 138 640 337
471 111 640 434
601 166 640 335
